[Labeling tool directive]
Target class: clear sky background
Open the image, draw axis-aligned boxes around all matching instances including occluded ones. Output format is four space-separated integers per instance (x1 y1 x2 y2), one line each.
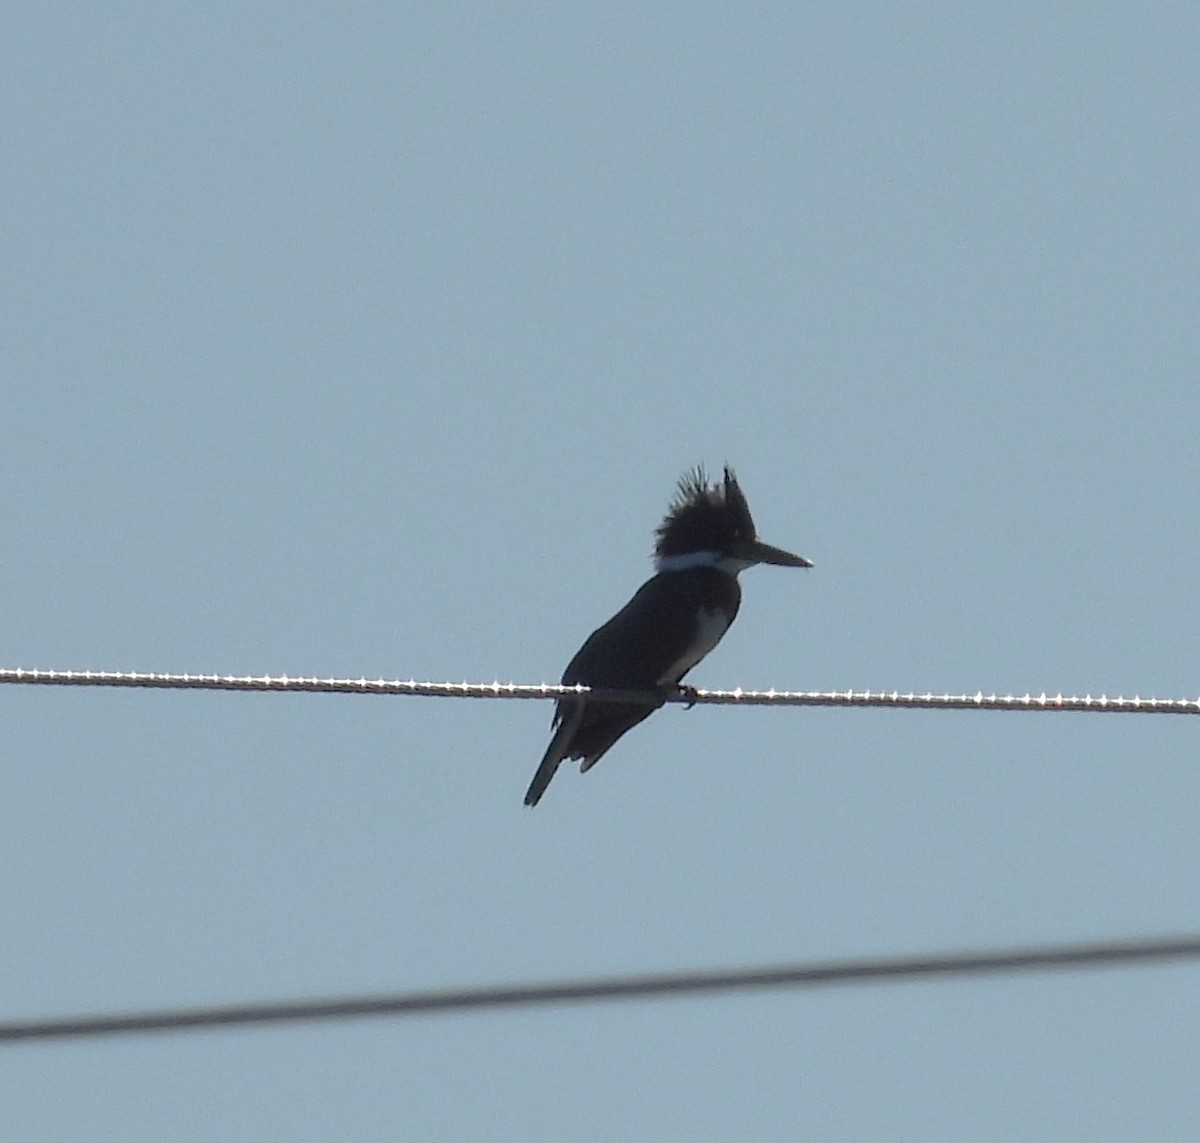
3 4 1199 1140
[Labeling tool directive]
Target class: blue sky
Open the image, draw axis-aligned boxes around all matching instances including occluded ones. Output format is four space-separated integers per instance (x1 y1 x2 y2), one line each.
3 4 1199 1140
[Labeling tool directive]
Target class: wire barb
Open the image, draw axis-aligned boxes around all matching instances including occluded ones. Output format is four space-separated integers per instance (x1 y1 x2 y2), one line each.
2 933 1197 1042
1 667 1198 714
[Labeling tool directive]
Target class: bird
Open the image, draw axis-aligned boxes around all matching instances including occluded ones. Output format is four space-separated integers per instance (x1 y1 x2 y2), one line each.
524 465 811 806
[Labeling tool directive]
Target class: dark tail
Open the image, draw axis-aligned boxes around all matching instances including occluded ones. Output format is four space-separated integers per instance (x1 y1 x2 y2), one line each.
524 704 585 807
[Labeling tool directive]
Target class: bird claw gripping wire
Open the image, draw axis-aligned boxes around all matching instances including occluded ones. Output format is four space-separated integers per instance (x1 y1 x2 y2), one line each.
671 683 700 709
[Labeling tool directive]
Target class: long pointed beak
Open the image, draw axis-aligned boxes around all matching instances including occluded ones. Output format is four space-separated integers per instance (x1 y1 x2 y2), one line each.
739 538 813 569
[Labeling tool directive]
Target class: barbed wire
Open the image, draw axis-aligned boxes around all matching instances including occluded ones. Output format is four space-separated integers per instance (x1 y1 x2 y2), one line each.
1 667 1198 714
3 933 1197 1043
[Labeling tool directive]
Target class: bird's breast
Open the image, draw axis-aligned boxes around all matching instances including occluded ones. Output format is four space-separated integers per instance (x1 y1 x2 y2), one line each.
656 605 732 685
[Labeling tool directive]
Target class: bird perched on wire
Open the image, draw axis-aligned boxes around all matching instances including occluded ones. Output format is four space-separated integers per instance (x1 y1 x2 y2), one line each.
524 465 811 806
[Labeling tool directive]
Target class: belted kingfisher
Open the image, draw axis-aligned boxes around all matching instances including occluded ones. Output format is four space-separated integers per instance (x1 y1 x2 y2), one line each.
524 465 811 806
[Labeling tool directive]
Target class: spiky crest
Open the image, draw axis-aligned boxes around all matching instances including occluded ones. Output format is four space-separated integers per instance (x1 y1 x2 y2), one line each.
653 465 758 559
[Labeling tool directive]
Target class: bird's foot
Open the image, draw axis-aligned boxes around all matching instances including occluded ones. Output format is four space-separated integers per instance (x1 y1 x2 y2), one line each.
672 683 700 710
